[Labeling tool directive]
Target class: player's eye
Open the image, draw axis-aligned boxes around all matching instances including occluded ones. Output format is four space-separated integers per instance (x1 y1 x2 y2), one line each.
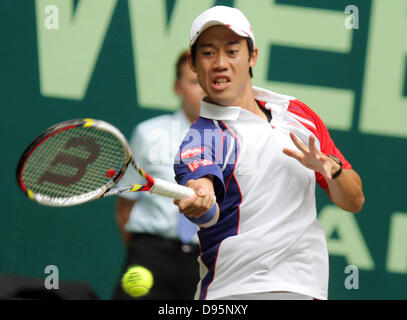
202 51 214 56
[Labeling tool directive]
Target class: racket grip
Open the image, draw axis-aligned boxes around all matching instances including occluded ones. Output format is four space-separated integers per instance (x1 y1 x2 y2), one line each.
150 178 195 200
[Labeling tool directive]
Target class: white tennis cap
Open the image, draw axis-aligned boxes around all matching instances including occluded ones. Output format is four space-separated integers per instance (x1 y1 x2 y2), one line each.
190 6 255 47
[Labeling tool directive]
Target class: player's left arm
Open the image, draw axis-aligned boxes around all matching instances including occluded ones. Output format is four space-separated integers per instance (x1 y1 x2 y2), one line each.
283 132 365 213
283 100 365 213
324 165 364 213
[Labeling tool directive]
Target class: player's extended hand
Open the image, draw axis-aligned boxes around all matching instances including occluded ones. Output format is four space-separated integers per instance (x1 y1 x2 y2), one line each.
174 177 216 218
282 132 340 180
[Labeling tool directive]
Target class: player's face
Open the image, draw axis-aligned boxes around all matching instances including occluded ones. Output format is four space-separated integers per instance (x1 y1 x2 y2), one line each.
175 62 205 122
191 26 257 107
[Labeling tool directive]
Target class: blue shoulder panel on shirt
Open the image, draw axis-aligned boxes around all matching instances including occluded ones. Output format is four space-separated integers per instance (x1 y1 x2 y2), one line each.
174 117 227 202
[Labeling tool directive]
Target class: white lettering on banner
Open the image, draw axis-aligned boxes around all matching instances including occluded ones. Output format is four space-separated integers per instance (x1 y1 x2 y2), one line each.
360 0 407 138
386 212 407 273
34 1 407 140
128 0 214 111
35 0 117 99
319 208 407 275
318 205 375 270
237 0 354 131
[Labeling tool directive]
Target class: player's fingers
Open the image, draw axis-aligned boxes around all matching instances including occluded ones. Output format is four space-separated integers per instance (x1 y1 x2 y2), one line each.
283 148 304 161
201 193 215 213
289 132 308 154
188 179 214 208
176 193 205 216
191 192 216 217
197 191 214 213
182 202 208 217
185 208 206 218
175 193 198 213
180 178 216 217
308 135 318 154
186 179 204 192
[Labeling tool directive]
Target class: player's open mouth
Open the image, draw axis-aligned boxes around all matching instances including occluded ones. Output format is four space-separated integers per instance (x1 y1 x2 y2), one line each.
212 77 231 90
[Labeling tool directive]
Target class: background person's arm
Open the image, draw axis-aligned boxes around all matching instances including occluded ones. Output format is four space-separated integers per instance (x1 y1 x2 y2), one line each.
115 197 136 246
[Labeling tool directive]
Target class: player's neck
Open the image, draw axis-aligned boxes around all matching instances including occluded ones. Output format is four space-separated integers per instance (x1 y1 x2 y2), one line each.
236 86 269 122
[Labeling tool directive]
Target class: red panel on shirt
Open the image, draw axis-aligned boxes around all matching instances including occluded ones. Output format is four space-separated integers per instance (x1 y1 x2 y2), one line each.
288 99 352 189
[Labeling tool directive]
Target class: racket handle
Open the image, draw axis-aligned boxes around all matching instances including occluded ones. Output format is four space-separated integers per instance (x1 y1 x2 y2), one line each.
150 178 195 200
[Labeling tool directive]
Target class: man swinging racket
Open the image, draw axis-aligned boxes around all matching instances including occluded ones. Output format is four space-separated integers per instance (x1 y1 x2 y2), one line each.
173 6 365 300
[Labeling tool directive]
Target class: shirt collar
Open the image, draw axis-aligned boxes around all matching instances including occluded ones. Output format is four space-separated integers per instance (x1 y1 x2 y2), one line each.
199 86 296 121
199 100 242 121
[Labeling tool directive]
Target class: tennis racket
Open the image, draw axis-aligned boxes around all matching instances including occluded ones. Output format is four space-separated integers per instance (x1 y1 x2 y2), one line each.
16 118 195 207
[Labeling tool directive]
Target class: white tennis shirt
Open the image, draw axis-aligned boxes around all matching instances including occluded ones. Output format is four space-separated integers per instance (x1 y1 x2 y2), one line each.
174 86 351 300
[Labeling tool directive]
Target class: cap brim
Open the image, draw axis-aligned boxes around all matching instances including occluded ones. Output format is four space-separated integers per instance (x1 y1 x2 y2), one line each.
191 20 250 46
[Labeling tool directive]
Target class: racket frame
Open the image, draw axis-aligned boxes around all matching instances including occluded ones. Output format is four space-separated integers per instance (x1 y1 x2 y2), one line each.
16 119 134 207
17 118 194 207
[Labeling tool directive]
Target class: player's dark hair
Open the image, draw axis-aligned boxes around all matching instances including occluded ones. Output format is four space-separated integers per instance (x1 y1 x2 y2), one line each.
246 38 254 78
176 50 189 79
190 38 254 78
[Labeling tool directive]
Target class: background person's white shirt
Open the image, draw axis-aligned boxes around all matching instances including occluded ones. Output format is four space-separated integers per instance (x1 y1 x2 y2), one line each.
119 109 198 243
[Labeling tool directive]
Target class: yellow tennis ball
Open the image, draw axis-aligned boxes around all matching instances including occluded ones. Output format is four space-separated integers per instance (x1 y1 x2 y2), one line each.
121 265 154 298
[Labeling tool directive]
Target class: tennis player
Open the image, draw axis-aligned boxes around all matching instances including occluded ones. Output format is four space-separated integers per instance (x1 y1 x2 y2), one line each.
173 6 365 300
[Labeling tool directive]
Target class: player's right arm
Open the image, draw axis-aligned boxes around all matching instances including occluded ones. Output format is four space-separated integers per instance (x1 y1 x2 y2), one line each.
173 119 228 227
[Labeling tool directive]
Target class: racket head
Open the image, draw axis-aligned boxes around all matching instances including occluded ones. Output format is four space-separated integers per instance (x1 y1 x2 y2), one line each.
16 119 132 206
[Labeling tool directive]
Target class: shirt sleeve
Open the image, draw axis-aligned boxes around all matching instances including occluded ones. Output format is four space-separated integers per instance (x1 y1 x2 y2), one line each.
174 119 226 203
289 99 352 189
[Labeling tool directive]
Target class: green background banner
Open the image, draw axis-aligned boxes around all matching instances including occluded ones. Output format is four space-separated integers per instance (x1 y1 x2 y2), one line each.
1 0 406 299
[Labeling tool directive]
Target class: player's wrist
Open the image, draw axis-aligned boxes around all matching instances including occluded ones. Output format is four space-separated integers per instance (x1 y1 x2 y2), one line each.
198 203 219 228
327 154 343 179
186 202 219 228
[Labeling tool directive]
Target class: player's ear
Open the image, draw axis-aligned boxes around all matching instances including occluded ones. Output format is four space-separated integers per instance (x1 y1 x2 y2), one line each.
249 47 258 68
174 78 182 97
187 51 197 73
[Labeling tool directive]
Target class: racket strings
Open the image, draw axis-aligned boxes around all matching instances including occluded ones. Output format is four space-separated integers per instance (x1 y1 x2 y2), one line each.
22 125 127 198
32 129 122 197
